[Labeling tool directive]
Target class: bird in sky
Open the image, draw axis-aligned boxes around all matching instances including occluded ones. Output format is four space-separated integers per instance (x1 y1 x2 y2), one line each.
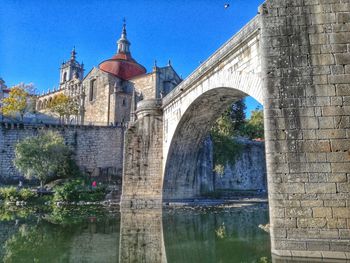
224 3 230 9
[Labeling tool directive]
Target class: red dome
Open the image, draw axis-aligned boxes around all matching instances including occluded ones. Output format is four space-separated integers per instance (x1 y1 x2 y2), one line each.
99 52 146 80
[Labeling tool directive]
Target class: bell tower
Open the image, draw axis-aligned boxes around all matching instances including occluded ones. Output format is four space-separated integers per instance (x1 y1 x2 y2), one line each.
59 47 84 85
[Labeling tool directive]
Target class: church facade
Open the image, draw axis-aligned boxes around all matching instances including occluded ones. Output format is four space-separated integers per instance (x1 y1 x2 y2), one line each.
36 23 182 126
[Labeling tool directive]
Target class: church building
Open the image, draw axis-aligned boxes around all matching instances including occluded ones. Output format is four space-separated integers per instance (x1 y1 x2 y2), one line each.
36 22 182 125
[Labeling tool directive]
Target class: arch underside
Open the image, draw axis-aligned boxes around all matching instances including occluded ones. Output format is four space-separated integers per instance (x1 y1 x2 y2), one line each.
163 87 251 200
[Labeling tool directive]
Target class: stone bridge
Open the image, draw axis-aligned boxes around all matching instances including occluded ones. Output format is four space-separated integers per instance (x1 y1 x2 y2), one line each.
122 0 350 260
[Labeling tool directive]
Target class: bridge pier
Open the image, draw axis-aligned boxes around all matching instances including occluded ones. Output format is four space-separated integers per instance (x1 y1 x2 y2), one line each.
262 0 350 259
121 99 164 208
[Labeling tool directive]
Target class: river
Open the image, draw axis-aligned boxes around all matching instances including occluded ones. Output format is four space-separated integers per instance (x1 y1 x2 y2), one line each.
0 203 271 262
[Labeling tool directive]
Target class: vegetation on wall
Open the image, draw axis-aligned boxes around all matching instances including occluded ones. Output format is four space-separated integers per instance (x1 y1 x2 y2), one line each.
210 99 264 174
211 118 243 175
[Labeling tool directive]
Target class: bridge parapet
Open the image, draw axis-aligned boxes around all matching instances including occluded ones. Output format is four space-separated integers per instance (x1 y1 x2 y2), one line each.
162 15 261 107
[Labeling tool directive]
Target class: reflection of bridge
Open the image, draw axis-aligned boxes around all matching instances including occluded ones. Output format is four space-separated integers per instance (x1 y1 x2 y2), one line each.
121 1 350 261
119 207 348 263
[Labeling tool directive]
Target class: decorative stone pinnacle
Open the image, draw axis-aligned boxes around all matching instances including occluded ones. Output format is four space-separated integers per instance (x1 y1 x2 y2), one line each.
122 18 127 37
117 19 131 54
71 46 77 61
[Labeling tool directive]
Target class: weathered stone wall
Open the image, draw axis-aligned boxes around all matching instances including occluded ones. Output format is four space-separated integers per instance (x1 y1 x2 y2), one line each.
121 101 164 207
83 68 124 125
131 72 157 100
261 0 350 259
114 92 132 124
215 139 267 192
131 66 181 101
162 136 267 199
0 122 124 183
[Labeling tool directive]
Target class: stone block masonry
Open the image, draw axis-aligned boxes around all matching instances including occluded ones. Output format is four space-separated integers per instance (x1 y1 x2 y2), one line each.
0 122 124 183
262 0 350 259
121 100 164 208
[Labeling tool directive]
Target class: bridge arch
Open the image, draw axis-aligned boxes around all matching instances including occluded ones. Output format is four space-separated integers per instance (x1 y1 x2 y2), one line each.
161 17 263 199
163 83 262 199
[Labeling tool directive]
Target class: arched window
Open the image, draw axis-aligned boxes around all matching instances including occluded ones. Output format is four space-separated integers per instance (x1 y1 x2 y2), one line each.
89 79 97 101
63 72 67 82
122 98 126 106
37 100 42 110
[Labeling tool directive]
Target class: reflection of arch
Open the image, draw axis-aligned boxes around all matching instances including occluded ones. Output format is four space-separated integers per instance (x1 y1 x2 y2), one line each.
163 87 256 199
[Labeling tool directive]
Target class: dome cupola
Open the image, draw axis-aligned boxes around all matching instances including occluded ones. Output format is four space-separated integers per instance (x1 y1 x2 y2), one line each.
99 21 146 80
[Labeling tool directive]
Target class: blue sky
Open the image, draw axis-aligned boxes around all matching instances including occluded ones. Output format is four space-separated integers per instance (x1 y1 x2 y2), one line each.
1 0 263 115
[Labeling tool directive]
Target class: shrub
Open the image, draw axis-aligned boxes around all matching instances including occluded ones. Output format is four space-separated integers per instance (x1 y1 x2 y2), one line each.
14 131 78 189
53 180 106 203
18 188 36 201
53 179 83 202
0 187 37 202
78 187 106 202
0 187 19 201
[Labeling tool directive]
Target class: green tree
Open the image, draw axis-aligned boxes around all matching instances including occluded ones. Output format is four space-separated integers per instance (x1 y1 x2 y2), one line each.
14 131 77 189
229 99 246 132
210 100 264 174
65 98 79 122
210 100 246 174
1 84 35 120
48 94 79 123
241 109 264 139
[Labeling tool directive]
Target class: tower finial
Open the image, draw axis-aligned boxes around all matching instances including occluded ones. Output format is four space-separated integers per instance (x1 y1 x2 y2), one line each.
121 18 127 38
117 18 131 54
71 46 76 61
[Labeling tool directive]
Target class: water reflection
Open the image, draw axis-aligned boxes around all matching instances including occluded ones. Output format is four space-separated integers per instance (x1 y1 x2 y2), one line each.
1 204 347 262
163 205 271 263
119 207 166 263
0 206 120 262
272 255 350 263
